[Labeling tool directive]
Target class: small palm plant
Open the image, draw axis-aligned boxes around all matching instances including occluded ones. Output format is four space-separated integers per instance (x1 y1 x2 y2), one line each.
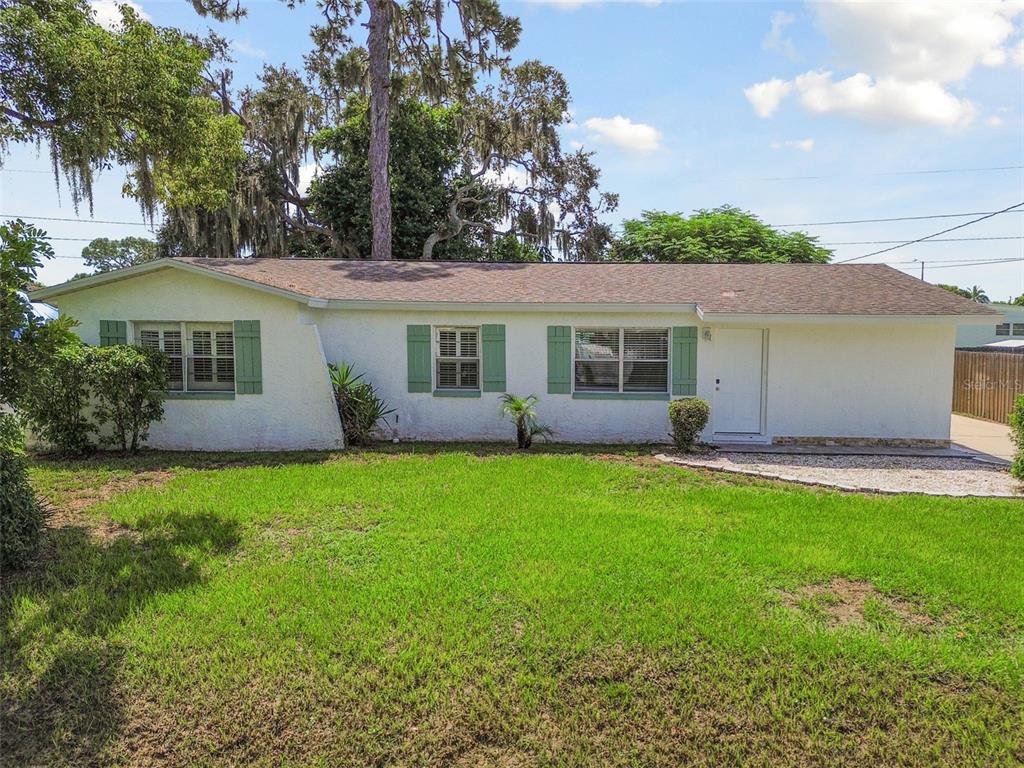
328 362 394 446
500 393 553 449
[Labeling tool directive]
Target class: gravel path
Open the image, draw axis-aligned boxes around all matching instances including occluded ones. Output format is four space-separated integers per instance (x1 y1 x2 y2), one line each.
657 452 1022 497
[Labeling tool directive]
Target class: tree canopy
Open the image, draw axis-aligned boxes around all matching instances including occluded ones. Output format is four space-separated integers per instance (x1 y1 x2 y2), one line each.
0 0 244 216
936 284 972 299
0 220 76 407
80 237 158 273
608 207 831 264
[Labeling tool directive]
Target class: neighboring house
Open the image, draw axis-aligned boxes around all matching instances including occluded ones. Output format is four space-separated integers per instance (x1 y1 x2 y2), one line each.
956 302 1024 348
32 258 997 450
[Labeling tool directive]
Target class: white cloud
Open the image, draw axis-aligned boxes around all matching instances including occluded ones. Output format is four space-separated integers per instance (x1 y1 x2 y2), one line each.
762 11 797 59
583 115 662 153
232 39 268 60
986 115 1005 127
569 139 584 149
770 138 815 152
812 1 1021 82
793 71 976 128
743 78 793 118
745 1 1023 128
89 0 148 30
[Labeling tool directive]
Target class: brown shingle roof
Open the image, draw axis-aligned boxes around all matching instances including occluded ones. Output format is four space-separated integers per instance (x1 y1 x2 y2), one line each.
176 258 997 316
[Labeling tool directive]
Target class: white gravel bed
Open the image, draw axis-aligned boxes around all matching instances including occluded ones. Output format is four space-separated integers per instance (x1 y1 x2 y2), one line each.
656 452 1023 497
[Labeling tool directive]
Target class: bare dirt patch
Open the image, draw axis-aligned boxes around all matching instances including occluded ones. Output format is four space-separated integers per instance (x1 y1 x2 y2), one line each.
780 578 937 629
40 471 175 544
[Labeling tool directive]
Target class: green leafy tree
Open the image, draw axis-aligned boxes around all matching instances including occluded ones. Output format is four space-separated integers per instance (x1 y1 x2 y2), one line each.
936 284 972 299
609 207 831 264
0 411 47 570
1012 295 1024 307
22 341 95 455
89 345 168 454
312 98 468 259
0 220 77 408
80 237 158 273
0 0 244 215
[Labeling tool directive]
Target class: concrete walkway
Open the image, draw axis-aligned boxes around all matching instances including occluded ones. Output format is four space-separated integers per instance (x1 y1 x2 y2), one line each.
951 414 1015 463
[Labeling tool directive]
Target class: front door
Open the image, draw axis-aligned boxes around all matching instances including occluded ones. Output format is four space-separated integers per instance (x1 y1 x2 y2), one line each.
714 328 764 434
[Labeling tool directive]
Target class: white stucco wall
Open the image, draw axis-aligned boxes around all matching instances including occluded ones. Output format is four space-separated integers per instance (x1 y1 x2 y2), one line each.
761 322 955 441
47 266 958 448
316 308 703 443
50 269 344 451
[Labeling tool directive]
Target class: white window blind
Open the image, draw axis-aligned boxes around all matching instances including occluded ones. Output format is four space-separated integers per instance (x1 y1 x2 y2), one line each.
436 327 479 389
138 325 184 390
574 327 668 393
136 322 234 392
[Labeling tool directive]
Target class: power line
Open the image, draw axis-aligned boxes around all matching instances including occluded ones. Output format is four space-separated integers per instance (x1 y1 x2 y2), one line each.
836 202 1024 263
823 235 1023 245
778 210 1024 227
897 257 1024 271
755 164 1024 182
0 213 153 227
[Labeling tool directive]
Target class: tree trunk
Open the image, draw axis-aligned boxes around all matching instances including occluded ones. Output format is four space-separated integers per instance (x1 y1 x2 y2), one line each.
367 0 393 260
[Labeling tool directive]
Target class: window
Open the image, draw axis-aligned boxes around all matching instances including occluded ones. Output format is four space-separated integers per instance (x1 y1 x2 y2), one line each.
137 322 234 392
1013 323 1024 336
436 327 479 389
574 328 669 393
996 323 1011 336
138 324 183 390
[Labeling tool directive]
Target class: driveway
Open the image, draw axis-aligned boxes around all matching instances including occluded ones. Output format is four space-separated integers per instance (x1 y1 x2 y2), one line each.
951 414 1015 463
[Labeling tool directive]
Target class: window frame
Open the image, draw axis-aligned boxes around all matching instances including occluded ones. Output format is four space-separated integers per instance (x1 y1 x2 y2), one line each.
572 326 670 395
135 321 236 394
996 323 1011 336
434 326 481 391
1012 323 1024 337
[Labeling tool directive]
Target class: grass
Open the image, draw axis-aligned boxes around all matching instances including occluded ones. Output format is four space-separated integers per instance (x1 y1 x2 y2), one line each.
3 446 1023 766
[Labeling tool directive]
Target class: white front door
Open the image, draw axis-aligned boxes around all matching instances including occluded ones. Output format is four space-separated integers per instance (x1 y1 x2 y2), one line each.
714 328 764 434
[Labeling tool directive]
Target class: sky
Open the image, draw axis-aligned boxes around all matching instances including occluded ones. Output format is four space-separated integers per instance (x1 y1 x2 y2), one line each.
5 0 1023 300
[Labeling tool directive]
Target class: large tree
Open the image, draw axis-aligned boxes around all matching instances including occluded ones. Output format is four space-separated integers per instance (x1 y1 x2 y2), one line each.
80 237 158 273
309 70 615 261
609 207 831 264
312 0 522 260
0 220 76 408
0 0 245 216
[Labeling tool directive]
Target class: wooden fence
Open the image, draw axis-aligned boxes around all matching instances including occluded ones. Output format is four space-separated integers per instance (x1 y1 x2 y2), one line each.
952 350 1024 424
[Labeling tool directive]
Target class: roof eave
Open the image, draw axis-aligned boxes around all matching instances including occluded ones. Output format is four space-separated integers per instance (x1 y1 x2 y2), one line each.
31 258 313 305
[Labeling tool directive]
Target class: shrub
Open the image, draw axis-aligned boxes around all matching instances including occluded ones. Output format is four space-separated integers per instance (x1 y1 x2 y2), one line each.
328 362 394 446
89 345 168 454
22 341 95 455
668 397 710 451
0 411 46 570
500 394 553 449
1010 394 1024 481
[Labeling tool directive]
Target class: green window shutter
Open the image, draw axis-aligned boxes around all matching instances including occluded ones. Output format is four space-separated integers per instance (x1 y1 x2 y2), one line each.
233 320 263 394
672 326 698 396
99 320 127 346
481 324 506 392
407 324 431 392
547 325 571 394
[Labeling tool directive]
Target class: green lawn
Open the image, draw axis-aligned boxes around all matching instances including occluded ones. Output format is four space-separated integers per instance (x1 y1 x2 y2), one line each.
3 448 1023 766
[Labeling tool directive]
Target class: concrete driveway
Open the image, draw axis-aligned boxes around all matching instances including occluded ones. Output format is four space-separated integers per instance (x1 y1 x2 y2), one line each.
951 414 1015 463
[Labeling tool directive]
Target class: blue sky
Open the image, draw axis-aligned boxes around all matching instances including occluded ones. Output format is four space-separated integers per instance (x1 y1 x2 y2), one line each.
5 0 1023 299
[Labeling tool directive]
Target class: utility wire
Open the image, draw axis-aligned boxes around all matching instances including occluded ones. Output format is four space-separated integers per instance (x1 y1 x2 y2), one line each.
0 213 153 227
778 210 1024 227
836 202 1024 263
823 235 1023 245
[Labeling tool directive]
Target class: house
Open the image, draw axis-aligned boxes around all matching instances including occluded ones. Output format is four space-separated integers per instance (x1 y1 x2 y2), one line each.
956 302 1024 349
32 258 998 451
